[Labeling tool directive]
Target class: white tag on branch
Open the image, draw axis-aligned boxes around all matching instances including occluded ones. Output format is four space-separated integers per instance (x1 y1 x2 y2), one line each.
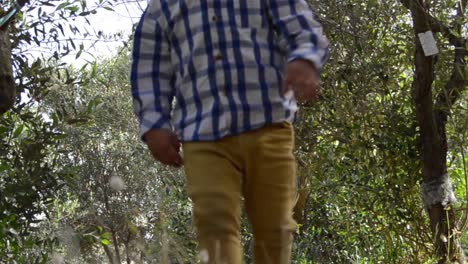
418 31 439 56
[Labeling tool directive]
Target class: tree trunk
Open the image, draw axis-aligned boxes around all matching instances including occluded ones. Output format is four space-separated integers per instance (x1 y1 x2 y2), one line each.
103 245 115 264
0 25 15 114
293 158 311 225
125 232 132 264
399 0 467 263
102 181 122 264
111 229 122 264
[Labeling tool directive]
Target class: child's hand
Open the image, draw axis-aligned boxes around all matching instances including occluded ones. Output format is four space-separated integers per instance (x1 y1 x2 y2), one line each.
283 59 320 103
144 129 183 167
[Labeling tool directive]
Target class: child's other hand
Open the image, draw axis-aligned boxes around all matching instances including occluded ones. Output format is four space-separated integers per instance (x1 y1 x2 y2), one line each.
283 59 320 103
144 129 183 167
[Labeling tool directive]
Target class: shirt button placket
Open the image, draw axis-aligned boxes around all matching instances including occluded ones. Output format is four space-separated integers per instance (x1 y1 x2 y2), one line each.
213 52 226 94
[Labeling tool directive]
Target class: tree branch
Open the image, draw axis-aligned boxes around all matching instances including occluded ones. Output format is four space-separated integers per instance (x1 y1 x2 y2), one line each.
399 0 427 18
0 26 15 114
434 41 467 128
399 0 411 10
401 0 467 48
434 0 467 126
103 244 115 264
430 18 467 47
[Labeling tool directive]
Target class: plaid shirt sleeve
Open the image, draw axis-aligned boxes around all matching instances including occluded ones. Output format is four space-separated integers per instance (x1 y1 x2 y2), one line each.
266 0 329 70
130 9 175 139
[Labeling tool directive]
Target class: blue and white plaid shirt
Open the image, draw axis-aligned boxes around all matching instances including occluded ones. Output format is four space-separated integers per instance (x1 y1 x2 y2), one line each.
131 0 328 142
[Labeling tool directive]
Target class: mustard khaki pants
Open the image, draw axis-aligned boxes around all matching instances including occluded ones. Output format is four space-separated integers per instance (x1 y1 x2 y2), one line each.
182 122 297 264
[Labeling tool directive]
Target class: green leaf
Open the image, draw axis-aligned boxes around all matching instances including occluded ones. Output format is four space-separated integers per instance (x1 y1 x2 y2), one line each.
100 239 110 246
69 38 76 50
0 163 11 172
13 125 25 138
58 23 64 36
41 2 55 7
56 2 70 11
67 6 79 13
76 44 84 59
101 232 110 240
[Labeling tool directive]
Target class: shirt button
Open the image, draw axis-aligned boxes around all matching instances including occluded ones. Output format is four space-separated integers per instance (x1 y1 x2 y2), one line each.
214 53 223 61
212 15 217 22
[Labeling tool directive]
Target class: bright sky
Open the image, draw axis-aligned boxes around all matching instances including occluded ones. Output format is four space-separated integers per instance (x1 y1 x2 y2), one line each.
14 0 147 102
22 0 148 66
74 0 146 63
65 0 147 65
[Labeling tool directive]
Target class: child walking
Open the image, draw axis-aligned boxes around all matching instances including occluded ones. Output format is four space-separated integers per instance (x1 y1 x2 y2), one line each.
131 0 328 263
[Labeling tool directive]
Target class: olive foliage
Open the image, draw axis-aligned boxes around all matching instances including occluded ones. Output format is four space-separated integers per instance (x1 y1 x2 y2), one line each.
0 0 466 263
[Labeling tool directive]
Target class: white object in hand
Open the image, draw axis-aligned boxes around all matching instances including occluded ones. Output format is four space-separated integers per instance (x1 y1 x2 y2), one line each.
283 89 299 112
